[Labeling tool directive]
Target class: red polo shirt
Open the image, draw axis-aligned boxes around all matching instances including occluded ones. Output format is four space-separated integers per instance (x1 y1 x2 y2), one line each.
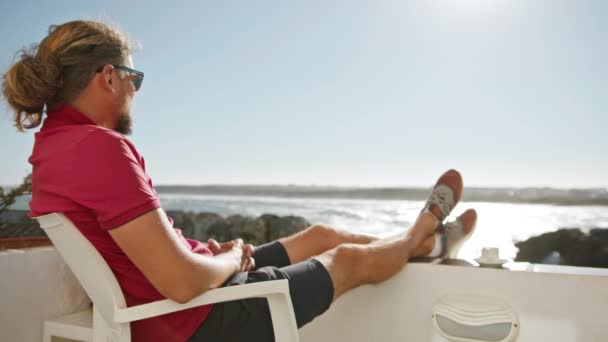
28 104 213 342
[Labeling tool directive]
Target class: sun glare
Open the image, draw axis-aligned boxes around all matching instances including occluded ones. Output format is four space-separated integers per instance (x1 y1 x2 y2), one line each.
430 0 513 15
422 0 517 31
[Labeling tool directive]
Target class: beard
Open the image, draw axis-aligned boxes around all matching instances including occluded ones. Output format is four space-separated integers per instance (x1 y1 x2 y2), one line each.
114 113 132 135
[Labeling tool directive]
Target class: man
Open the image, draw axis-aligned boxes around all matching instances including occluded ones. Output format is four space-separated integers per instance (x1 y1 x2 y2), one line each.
2 20 477 342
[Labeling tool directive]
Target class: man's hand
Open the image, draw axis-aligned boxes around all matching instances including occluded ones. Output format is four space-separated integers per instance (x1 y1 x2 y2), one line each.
208 238 256 271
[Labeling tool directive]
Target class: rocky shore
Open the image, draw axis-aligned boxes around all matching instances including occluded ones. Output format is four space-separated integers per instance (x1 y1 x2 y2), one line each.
515 228 608 268
165 211 310 245
2 210 607 268
0 210 311 246
169 212 608 268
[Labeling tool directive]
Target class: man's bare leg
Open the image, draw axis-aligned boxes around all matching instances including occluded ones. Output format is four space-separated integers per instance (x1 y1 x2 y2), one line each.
314 211 437 300
278 224 380 264
277 222 436 265
277 169 464 264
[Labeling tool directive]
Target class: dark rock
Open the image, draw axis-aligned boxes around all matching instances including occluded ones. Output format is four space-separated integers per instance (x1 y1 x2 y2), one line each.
0 210 30 224
168 211 310 246
515 228 608 268
2 208 311 246
0 219 45 239
166 211 226 241
542 251 561 265
216 215 267 244
561 237 608 268
191 212 226 241
204 217 231 241
590 228 608 240
258 214 310 242
165 210 196 237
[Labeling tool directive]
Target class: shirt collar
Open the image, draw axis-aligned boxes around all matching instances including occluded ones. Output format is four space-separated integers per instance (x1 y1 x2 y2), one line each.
43 104 99 129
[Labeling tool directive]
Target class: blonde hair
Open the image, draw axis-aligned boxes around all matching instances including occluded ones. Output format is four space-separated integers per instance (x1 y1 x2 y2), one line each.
2 20 132 131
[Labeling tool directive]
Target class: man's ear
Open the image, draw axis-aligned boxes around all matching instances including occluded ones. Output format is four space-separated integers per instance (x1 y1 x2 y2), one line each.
98 64 116 93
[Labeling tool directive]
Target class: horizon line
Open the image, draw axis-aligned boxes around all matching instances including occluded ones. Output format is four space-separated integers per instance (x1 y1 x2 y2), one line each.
2 183 607 192
152 183 608 191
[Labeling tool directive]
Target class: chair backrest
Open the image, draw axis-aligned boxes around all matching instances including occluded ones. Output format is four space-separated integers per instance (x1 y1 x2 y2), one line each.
36 213 127 324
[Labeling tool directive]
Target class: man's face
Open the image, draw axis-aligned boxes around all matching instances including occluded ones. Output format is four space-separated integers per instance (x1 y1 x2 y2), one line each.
112 56 136 135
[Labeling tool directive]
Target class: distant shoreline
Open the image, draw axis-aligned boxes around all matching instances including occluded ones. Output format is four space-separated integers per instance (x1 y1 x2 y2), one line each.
155 185 608 206
4 185 608 208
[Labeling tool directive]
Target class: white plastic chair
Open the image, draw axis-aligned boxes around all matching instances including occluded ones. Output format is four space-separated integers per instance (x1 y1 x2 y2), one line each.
35 213 299 342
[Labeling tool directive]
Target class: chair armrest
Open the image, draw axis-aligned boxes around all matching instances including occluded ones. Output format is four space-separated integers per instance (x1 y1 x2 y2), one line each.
114 279 299 341
114 279 290 323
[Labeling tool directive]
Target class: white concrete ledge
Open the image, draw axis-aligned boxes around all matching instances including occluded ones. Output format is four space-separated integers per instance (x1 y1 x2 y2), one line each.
0 246 90 342
2 246 607 342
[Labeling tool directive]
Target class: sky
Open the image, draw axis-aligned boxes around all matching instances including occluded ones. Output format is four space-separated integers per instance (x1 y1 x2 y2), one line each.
0 0 606 188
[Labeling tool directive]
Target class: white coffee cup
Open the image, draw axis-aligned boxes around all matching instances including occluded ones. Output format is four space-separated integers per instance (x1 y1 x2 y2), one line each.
479 247 500 263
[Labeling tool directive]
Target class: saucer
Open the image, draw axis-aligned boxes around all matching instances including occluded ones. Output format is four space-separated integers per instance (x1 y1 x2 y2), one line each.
474 258 509 268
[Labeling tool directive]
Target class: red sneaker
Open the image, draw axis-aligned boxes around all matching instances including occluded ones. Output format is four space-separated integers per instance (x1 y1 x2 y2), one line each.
421 169 463 225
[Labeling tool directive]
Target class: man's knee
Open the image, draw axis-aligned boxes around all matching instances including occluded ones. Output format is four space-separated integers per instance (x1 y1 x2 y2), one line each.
332 243 363 269
319 243 365 288
308 224 340 249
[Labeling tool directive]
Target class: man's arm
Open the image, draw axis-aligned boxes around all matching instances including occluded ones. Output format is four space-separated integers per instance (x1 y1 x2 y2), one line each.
108 208 243 303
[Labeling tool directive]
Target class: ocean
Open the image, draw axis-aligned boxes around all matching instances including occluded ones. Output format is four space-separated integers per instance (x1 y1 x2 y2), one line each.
158 192 608 261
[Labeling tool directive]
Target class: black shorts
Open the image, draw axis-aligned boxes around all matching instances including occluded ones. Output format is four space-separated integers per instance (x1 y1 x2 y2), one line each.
187 241 334 342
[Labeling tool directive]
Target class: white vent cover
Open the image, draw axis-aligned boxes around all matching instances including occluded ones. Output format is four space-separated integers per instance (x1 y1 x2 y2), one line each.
432 294 519 342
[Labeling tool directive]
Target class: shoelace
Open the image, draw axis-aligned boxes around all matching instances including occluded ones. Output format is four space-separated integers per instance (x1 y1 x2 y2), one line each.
427 184 455 219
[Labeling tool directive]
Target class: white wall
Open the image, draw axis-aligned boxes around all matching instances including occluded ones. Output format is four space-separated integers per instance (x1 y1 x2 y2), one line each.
0 247 90 342
2 246 608 342
301 262 608 342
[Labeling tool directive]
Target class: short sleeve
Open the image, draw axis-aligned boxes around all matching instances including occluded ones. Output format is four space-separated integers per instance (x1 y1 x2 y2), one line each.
71 130 160 229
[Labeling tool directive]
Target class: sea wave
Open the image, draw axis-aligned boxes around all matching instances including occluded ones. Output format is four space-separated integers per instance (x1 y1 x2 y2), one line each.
160 193 608 260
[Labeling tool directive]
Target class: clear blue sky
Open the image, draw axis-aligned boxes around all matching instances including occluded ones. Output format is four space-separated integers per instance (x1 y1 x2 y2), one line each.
1 0 606 188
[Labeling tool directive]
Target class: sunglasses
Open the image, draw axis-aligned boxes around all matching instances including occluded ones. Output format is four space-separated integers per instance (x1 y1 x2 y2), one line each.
96 64 145 91
114 65 144 91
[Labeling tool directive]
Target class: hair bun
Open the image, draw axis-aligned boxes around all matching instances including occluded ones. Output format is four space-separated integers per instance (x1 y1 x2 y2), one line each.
2 48 63 130
5 49 63 110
